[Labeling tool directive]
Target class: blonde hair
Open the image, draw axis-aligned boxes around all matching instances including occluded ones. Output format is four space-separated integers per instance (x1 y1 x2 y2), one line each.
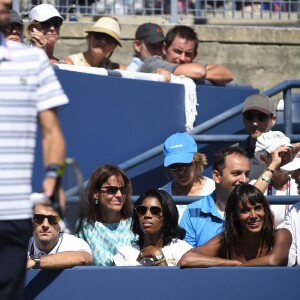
193 152 207 174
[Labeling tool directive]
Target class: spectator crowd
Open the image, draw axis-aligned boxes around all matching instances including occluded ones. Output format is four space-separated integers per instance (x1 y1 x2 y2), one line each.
1 2 300 299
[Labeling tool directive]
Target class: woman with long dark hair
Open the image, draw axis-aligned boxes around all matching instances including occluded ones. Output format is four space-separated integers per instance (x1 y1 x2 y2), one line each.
179 184 291 267
113 189 191 266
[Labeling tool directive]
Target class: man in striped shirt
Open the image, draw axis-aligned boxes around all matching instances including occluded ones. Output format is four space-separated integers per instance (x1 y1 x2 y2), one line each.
0 1 68 298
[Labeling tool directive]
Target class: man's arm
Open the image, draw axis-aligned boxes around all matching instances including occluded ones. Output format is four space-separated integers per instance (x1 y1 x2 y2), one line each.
204 64 233 85
26 251 93 269
241 228 292 267
173 63 206 80
178 235 241 268
38 109 65 201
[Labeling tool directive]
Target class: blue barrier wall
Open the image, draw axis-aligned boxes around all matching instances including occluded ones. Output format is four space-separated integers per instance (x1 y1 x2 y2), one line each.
32 70 258 193
25 267 300 300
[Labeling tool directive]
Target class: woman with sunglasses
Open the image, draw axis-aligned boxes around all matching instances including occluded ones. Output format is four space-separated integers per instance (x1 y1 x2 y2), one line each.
179 184 291 268
161 132 215 220
76 165 136 266
64 17 125 70
113 189 192 266
27 4 64 64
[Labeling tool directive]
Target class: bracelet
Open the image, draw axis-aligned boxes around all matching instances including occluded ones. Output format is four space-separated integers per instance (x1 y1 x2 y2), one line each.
265 168 274 174
45 163 65 179
259 174 271 183
154 258 166 266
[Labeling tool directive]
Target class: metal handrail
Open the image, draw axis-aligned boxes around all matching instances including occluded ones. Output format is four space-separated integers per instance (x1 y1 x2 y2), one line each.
65 80 300 197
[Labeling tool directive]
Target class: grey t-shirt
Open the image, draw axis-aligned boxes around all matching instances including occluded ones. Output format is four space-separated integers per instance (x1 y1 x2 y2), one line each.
138 56 179 73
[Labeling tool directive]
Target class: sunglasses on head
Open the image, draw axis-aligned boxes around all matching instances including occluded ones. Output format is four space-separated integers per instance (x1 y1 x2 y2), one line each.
168 162 193 171
100 186 127 195
243 112 270 122
92 32 117 45
39 17 63 29
33 214 60 225
135 205 163 217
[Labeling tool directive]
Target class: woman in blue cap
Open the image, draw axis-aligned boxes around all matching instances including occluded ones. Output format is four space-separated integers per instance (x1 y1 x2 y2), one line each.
160 132 215 220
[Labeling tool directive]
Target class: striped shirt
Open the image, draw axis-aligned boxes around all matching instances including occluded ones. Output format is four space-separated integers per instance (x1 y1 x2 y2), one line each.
0 34 69 220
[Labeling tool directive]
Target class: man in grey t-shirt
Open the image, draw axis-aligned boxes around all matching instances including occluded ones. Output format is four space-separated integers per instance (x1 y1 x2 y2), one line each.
139 25 233 85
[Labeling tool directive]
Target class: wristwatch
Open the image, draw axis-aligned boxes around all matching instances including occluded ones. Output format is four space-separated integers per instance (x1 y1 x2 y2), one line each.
153 252 164 261
153 252 166 265
31 255 41 269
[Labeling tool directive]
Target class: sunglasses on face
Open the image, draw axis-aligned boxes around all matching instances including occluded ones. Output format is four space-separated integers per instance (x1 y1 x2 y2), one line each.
168 162 193 172
243 112 270 122
135 205 163 217
3 24 23 36
92 32 117 45
100 186 127 195
39 17 63 29
33 214 60 225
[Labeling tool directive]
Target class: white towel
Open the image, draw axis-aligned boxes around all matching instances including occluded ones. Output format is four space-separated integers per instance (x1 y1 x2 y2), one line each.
56 64 108 76
118 70 165 82
170 75 198 131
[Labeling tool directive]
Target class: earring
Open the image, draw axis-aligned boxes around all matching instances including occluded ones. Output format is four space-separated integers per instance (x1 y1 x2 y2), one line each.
94 197 99 205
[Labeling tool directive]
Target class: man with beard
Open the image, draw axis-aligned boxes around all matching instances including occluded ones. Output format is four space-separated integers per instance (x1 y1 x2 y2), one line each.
0 0 68 298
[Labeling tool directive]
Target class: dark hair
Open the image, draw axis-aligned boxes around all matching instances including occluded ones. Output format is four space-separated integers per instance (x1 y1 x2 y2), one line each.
165 25 199 53
131 189 185 246
213 146 248 175
220 184 275 259
84 164 133 222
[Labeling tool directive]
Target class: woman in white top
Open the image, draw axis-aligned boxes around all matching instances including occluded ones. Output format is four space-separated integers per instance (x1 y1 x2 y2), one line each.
160 133 215 220
113 189 192 266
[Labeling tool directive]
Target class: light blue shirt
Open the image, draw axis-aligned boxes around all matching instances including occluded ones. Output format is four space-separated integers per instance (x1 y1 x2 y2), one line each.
127 56 143 72
179 192 223 247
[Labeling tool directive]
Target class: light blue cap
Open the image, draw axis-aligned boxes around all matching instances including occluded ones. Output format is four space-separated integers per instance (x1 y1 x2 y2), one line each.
163 133 197 167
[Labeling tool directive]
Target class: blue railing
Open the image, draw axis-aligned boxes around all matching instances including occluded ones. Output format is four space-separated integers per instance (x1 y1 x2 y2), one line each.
65 80 300 198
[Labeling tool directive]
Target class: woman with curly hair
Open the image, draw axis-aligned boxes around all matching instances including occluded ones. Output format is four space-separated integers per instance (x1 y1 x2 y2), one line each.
113 189 192 266
179 184 292 267
76 165 136 266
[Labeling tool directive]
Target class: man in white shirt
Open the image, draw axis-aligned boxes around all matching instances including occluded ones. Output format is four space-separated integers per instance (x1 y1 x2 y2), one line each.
27 203 93 269
282 153 300 266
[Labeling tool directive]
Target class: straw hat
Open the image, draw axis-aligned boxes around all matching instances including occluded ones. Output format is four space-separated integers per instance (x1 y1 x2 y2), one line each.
85 17 122 47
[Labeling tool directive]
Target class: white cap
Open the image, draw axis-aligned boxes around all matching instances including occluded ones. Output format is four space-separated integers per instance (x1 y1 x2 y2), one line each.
280 153 300 172
29 4 63 24
255 131 294 154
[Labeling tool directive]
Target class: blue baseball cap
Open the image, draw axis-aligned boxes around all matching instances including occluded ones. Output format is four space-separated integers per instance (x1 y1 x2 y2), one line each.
163 133 197 167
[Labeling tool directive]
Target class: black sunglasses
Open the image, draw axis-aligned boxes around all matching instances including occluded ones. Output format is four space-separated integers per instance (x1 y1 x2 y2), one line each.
100 186 127 195
135 205 163 217
92 32 117 45
33 214 60 225
243 112 270 122
40 17 63 29
3 24 23 36
168 162 193 171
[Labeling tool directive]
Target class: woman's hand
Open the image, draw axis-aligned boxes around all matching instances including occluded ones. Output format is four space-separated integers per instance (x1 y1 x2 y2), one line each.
30 28 47 49
137 245 163 262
